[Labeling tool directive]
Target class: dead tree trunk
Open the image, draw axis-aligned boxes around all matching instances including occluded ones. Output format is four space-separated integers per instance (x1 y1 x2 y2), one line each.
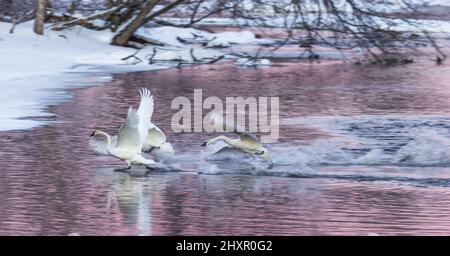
34 0 49 35
111 0 160 46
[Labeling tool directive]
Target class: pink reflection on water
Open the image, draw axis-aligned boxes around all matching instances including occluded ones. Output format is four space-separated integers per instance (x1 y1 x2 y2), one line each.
1 60 450 235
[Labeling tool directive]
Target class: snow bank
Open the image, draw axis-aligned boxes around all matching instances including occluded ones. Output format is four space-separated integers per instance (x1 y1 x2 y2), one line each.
130 45 223 63
136 26 210 46
0 22 125 130
136 26 274 48
0 22 233 131
0 21 135 81
0 73 113 131
206 31 260 47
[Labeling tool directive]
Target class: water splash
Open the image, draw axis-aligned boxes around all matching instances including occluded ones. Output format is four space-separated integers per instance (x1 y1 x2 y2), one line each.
281 115 450 167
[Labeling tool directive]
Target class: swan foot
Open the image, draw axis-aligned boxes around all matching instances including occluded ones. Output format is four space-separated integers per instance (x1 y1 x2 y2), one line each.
113 166 132 172
145 162 168 171
145 164 164 170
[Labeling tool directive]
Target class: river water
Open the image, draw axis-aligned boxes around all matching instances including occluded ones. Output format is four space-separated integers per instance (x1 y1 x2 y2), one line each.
1 59 450 235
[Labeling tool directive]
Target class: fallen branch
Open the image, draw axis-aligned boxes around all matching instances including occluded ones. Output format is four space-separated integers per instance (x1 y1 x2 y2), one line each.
189 48 198 62
129 34 167 47
121 49 143 64
205 55 225 64
148 48 158 64
176 55 225 67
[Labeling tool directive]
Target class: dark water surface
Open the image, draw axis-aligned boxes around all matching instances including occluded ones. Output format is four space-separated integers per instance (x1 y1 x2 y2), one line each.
2 60 450 235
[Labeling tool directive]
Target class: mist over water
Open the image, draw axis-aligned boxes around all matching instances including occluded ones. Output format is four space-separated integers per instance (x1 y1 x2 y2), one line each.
1 60 450 235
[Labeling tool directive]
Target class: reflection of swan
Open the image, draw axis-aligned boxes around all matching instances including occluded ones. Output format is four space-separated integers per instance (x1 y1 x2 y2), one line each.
143 125 175 162
90 88 162 171
136 183 151 236
201 112 269 161
107 177 159 235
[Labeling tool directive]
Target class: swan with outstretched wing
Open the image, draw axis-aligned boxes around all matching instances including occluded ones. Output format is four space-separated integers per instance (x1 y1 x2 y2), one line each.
89 88 162 171
201 112 269 161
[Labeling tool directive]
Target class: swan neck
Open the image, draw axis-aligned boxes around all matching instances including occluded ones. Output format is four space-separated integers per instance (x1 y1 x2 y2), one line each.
97 130 112 148
216 135 235 147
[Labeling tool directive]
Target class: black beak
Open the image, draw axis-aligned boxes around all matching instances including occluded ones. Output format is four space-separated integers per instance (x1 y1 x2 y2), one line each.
255 151 264 155
201 141 207 146
89 131 96 137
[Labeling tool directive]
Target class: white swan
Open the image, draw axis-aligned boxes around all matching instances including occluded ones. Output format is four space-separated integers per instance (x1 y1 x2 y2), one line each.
89 88 162 171
142 125 175 162
201 113 270 161
92 127 175 163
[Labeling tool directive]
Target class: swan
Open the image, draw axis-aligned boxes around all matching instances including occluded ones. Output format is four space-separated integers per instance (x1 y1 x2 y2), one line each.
89 88 162 171
142 125 175 162
201 112 270 161
92 123 175 164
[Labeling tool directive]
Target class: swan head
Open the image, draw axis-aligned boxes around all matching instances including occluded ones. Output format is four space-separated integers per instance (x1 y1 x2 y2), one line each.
255 148 269 161
90 129 106 137
201 138 222 147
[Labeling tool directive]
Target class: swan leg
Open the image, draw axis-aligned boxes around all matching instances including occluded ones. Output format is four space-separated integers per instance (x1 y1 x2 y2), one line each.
113 166 131 172
145 162 165 170
113 160 132 172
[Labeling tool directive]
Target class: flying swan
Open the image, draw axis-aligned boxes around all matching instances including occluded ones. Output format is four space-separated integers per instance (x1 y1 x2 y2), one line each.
89 88 163 171
201 112 270 161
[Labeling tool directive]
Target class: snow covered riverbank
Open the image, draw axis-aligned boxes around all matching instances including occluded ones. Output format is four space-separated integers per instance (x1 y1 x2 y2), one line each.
0 21 160 130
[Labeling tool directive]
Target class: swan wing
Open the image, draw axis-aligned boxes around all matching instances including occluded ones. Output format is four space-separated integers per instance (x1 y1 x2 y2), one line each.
116 107 141 149
209 112 260 145
149 142 175 161
145 124 167 148
237 132 260 148
209 111 236 132
137 88 154 147
89 135 118 155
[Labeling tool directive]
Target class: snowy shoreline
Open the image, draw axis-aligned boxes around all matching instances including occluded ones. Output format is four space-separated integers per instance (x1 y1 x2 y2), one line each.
0 22 147 130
